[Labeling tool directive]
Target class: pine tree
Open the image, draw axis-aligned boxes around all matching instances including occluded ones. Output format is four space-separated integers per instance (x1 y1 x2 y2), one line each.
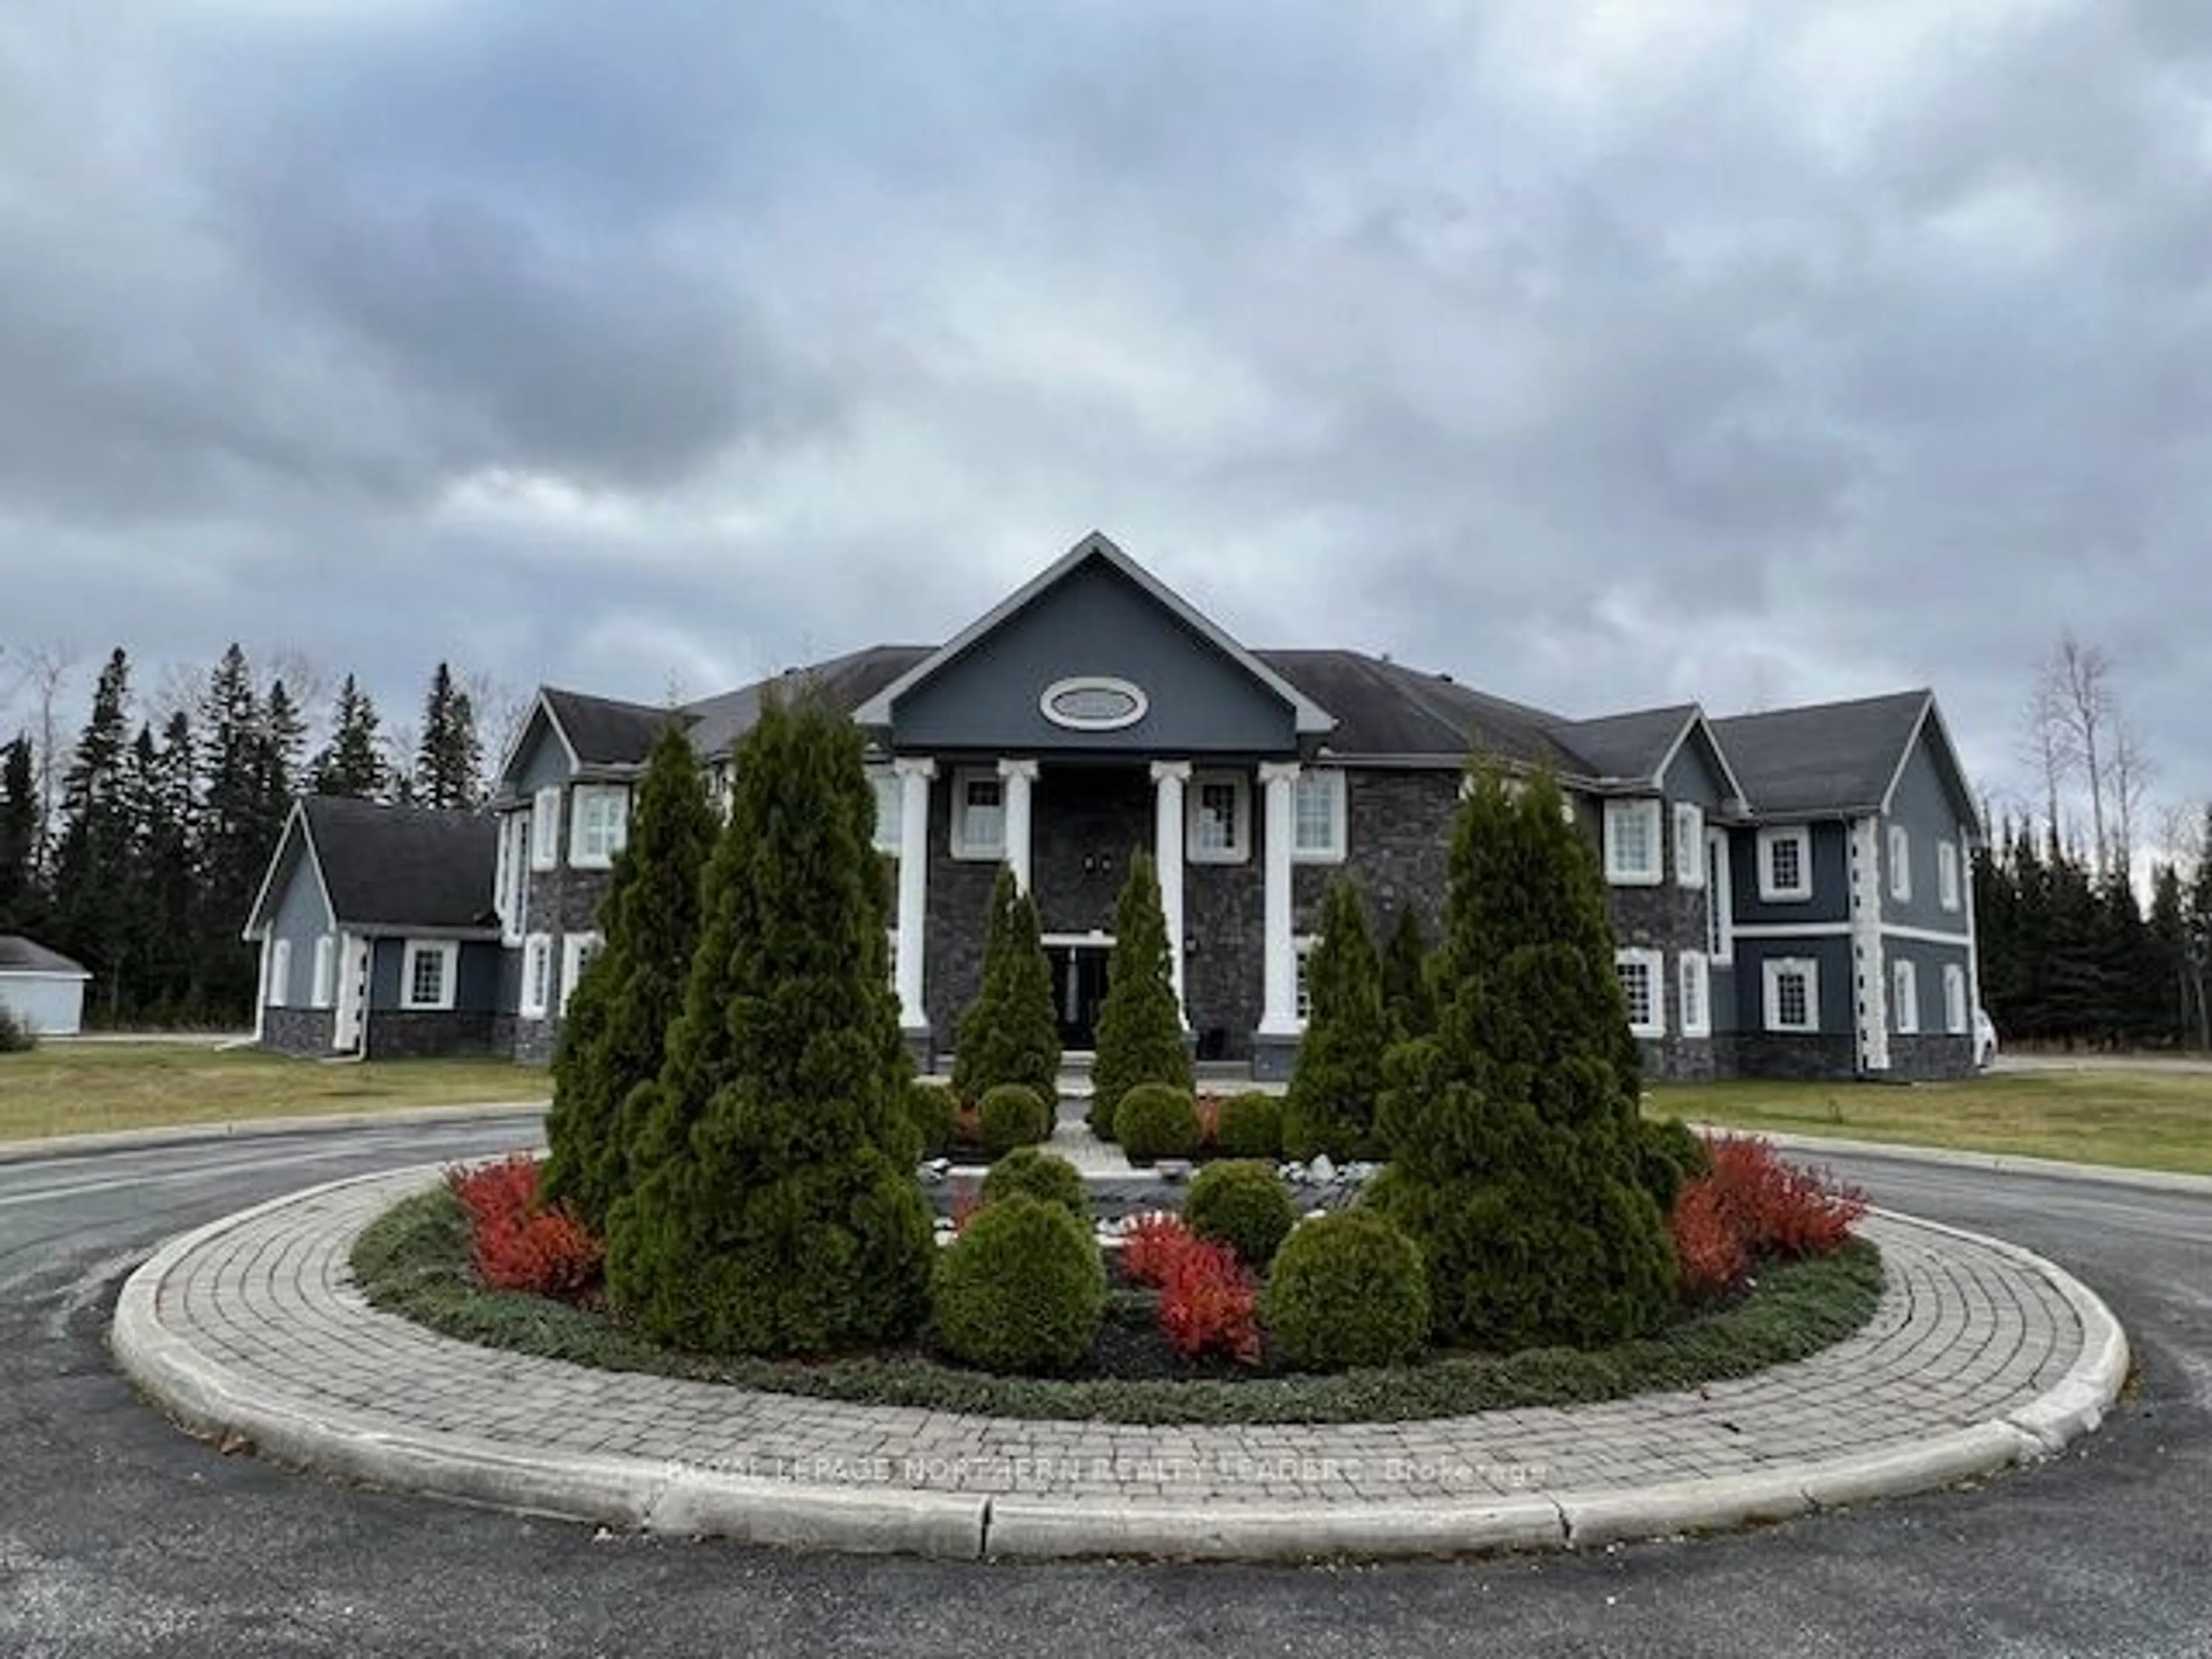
414 662 485 810
51 650 136 1022
2147 864 2196 1049
1381 904 1436 1042
0 736 38 929
1086 847 1191 1139
1370 768 1676 1350
195 646 277 1018
542 719 719 1232
262 679 308 804
951 865 1062 1108
312 676 391 799
604 690 933 1356
1283 878 1389 1162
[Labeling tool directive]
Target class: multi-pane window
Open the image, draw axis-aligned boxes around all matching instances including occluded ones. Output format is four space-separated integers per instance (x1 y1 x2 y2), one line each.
1190 773 1249 863
1292 770 1345 861
1893 957 1920 1035
1888 824 1912 903
496 812 531 941
1759 827 1811 901
520 934 554 1018
869 767 903 854
403 941 456 1011
560 933 603 1016
952 771 1004 859
1674 802 1705 887
1938 841 1961 912
1604 799 1662 885
1764 958 1818 1032
570 786 630 869
1615 949 1664 1037
1679 950 1711 1037
1294 937 1317 1022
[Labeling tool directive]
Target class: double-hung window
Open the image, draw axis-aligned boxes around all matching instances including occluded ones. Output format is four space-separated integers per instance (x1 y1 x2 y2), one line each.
1888 824 1912 903
1938 841 1962 912
1679 950 1711 1037
1763 957 1819 1032
1758 826 1812 902
403 940 458 1012
1291 770 1346 862
531 789 560 871
1604 799 1662 887
950 770 1004 860
1893 957 1920 1035
570 786 630 869
1673 803 1705 887
1189 772 1250 864
1615 948 1665 1038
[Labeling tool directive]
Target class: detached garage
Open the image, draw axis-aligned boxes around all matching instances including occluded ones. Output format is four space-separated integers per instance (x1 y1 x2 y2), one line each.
0 936 91 1036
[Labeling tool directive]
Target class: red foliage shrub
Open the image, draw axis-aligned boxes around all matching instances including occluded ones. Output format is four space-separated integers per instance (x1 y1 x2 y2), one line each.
444 1154 605 1300
1120 1213 1196 1288
1157 1237 1263 1366
1671 1135 1866 1303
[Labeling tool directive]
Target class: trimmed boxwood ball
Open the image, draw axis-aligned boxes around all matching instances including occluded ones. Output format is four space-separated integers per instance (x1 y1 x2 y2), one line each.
977 1082 1051 1157
1214 1092 1283 1160
907 1081 957 1160
980 1146 1088 1222
1185 1160 1296 1269
1115 1082 1202 1164
1264 1211 1430 1372
931 1194 1107 1374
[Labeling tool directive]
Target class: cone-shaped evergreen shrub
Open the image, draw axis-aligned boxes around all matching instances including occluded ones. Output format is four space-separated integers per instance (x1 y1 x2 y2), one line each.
1370 769 1677 1351
604 690 934 1357
1381 906 1437 1042
952 865 1062 1108
932 1194 1106 1374
1282 878 1389 1163
1088 848 1190 1138
542 719 718 1232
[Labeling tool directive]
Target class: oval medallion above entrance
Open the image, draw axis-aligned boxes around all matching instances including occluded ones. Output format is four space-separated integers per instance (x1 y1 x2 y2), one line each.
1039 676 1149 732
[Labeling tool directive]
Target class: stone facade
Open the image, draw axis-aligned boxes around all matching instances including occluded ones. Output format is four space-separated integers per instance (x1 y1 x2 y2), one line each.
1296 770 1458 938
262 1006 335 1058
1637 1033 1719 1084
1887 1033 1974 1082
1185 846 1262 1060
364 1009 497 1060
1721 1031 1860 1081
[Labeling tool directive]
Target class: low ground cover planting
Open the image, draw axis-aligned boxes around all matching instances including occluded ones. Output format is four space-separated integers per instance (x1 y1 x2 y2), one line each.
353 1131 1881 1425
1652 1068 2212 1177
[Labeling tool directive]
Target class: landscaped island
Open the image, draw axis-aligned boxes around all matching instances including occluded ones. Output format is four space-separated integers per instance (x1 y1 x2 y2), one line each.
349 683 1879 1422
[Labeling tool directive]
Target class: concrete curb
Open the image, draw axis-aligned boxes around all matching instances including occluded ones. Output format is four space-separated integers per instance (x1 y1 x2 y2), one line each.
1689 1124 2212 1198
111 1172 2133 1563
0 1100 548 1166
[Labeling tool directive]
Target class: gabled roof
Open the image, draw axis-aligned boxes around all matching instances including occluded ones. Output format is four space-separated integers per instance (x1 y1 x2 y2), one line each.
543 687 671 768
0 935 88 978
1710 690 1939 818
683 645 931 762
1259 650 1582 771
1554 705 1700 783
850 532 1336 736
247 797 498 937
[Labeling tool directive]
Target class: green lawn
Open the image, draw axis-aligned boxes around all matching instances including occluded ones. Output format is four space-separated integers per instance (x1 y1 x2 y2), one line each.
0 1040 547 1143
1651 1069 2212 1177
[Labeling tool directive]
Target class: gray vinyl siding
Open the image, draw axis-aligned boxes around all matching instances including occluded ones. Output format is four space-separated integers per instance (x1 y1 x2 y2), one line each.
514 716 575 797
1881 738 1976 934
891 558 1299 756
1884 937 1974 1035
1730 820 1851 927
266 853 335 1008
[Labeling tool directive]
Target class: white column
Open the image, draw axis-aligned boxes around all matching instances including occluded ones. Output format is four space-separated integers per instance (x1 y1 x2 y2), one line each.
893 757 936 1031
1149 760 1192 1026
998 758 1039 893
1259 761 1300 1036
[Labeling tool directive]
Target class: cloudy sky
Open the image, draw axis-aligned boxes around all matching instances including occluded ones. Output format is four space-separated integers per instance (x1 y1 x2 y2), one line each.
2 0 2207 832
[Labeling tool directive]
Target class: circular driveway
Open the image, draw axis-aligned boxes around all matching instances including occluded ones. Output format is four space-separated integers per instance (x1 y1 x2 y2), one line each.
3 1120 2208 1656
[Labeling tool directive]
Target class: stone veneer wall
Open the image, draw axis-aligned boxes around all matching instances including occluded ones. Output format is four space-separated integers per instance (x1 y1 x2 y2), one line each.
505 863 617 1065
921 780 1001 1050
1721 1032 1859 1081
1887 1033 1975 1082
1637 1034 1719 1084
262 1007 335 1057
1294 770 1459 940
363 1010 497 1060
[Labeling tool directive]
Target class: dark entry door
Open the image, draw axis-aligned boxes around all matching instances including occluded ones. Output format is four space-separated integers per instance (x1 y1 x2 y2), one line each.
1054 945 1111 1050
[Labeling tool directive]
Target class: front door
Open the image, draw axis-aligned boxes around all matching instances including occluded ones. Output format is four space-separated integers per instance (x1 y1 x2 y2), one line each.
1052 944 1112 1051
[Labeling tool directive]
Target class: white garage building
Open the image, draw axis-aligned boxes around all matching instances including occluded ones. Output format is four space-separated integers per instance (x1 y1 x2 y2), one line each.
0 936 91 1036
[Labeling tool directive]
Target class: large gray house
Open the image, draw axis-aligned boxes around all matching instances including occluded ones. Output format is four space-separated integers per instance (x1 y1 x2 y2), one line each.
244 533 1983 1081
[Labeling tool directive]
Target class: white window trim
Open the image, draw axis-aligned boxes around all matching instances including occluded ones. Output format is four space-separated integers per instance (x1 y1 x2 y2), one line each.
519 934 554 1019
1604 798 1664 887
1188 770 1252 866
1888 823 1912 903
1893 957 1920 1035
569 785 630 871
560 931 603 1017
949 766 1006 861
1673 802 1706 888
1938 840 1961 912
1943 963 1969 1034
1758 825 1813 902
497 812 531 945
1290 769 1347 864
268 938 292 1009
867 765 902 856
1615 946 1665 1039
1706 828 1734 964
311 934 336 1010
1679 950 1711 1037
530 788 560 872
1763 956 1820 1033
402 940 459 1013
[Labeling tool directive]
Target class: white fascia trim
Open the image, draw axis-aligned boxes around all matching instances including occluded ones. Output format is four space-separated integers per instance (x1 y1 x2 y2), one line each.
241 800 307 940
1880 922 1975 947
492 690 585 798
1731 921 1851 939
1646 709 1702 794
850 533 1338 736
1874 692 1936 819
